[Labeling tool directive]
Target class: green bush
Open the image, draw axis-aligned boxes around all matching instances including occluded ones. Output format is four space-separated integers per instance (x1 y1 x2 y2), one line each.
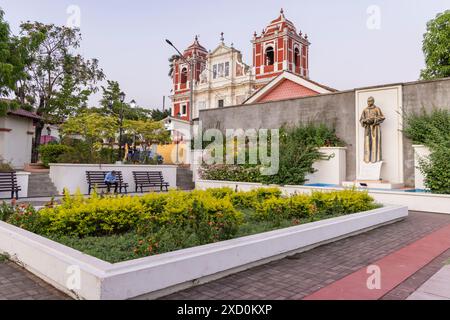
8 188 379 262
38 144 74 167
404 108 450 193
0 201 15 221
200 123 345 185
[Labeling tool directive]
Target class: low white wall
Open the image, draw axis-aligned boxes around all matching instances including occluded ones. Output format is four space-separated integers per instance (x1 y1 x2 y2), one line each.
196 180 450 215
49 164 177 194
306 147 347 185
413 145 431 190
0 205 407 300
0 172 29 199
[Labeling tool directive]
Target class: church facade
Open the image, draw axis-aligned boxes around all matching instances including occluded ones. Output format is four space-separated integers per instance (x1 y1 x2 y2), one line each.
170 9 331 122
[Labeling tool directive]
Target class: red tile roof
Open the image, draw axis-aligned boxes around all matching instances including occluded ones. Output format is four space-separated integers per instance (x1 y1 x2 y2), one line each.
7 109 41 120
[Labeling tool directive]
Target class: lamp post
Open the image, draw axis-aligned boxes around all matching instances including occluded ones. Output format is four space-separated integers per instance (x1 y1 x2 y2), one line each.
175 112 181 164
118 91 126 162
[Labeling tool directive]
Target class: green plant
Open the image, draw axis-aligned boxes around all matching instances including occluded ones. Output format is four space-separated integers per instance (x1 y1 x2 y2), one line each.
404 109 450 194
0 201 15 221
200 123 344 186
7 203 48 234
420 10 450 80
0 157 13 172
38 144 74 167
7 188 379 263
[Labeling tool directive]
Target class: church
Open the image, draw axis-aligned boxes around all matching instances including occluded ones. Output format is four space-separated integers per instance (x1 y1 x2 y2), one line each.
170 9 335 122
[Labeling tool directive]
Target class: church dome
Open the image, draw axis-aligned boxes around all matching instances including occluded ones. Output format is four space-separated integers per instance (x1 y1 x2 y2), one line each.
263 9 297 36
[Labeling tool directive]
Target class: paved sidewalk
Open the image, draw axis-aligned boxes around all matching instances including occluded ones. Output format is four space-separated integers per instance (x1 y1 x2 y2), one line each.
0 261 69 300
407 265 450 300
163 211 450 300
1 211 449 300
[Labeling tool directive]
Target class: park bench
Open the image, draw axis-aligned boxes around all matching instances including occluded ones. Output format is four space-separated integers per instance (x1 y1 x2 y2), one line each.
0 172 21 199
133 171 169 193
85 171 129 195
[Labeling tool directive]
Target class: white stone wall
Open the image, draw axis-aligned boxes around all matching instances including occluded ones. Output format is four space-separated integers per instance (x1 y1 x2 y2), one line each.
49 164 178 194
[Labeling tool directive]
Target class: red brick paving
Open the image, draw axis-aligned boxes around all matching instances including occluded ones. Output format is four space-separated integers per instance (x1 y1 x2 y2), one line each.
304 224 450 300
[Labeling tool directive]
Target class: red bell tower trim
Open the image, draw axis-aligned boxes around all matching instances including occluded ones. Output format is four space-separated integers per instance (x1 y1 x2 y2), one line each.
252 9 310 82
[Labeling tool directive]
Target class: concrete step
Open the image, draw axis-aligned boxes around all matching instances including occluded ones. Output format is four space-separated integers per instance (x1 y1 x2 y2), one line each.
176 167 195 191
27 173 59 198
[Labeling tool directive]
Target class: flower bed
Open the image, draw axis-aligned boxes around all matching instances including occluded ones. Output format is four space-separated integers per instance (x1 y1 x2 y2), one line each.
1 188 380 263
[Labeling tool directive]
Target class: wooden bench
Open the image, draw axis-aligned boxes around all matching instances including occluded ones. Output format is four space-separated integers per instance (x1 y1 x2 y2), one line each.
85 171 129 195
0 172 21 199
133 171 169 193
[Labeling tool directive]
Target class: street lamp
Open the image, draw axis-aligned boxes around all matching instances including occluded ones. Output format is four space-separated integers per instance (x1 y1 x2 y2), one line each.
118 92 126 162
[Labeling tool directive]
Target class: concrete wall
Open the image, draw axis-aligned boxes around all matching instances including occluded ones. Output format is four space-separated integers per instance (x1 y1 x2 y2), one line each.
200 90 357 179
199 78 450 186
49 164 178 195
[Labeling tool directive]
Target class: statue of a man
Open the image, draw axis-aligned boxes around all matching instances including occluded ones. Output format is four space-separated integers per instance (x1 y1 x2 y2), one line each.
360 97 385 163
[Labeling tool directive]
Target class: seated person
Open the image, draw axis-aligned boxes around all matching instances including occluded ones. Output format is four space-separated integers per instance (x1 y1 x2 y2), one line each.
104 171 119 193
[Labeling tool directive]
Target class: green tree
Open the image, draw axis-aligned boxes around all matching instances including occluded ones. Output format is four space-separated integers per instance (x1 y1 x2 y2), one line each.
420 10 450 80
17 22 105 162
60 112 118 161
99 80 151 121
0 8 33 115
150 108 171 121
123 119 171 147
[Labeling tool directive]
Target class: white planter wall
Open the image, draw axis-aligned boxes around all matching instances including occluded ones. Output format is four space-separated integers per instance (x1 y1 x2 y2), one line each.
413 145 431 190
306 147 347 185
0 171 29 199
0 205 407 300
49 164 177 195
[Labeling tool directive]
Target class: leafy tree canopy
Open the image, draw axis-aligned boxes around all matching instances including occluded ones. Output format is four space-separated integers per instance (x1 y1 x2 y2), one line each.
421 10 450 80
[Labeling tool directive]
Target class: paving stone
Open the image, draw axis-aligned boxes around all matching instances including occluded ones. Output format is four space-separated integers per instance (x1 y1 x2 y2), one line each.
162 212 450 300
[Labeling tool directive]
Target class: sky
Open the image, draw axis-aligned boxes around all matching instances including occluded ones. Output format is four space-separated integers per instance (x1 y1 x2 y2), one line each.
1 0 449 110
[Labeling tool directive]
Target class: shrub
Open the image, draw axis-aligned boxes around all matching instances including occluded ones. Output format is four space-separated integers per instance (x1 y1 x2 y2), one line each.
0 158 13 172
7 204 48 234
200 123 345 186
404 108 450 194
419 147 450 194
38 144 74 167
0 201 15 221
310 190 378 216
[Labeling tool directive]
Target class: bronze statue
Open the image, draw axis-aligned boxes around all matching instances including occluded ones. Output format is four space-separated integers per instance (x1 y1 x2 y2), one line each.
360 97 385 163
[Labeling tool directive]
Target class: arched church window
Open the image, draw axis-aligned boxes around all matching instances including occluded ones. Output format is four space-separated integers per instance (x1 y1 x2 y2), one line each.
294 47 300 68
265 46 274 66
180 67 188 84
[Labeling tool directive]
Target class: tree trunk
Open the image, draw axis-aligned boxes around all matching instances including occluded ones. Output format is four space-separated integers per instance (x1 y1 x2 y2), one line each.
32 120 44 163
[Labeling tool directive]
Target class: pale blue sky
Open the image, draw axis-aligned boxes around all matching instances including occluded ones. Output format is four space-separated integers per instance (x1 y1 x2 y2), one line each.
1 0 449 109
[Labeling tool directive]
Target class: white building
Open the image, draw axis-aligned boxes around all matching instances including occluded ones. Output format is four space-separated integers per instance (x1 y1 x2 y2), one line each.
0 109 40 169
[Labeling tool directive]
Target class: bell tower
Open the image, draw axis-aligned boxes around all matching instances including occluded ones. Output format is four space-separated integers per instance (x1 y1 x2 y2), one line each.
171 36 208 121
252 9 310 84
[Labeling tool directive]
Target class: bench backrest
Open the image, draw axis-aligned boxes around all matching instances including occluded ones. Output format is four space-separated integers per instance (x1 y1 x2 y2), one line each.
0 172 18 188
86 171 125 184
133 171 165 183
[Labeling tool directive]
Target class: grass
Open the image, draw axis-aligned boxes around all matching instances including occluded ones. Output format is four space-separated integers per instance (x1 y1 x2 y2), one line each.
50 209 364 264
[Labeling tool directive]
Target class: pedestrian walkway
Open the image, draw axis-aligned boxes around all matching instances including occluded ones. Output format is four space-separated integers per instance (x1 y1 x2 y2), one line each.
1 211 450 300
0 261 69 300
407 265 450 300
163 211 450 300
